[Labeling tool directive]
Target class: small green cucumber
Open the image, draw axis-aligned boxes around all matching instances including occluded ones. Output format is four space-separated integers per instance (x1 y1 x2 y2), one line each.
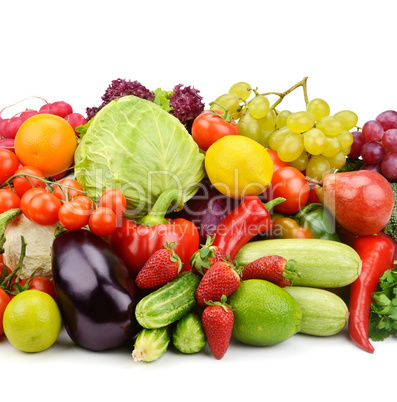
234 238 361 288
284 286 349 336
135 271 200 329
172 312 206 354
132 327 170 362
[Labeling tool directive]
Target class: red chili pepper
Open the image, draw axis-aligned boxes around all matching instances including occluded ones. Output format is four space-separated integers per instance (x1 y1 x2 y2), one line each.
211 195 285 260
109 189 199 278
349 235 395 353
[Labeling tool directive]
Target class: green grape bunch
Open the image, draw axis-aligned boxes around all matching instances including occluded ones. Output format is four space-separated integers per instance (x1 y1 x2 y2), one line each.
209 78 358 181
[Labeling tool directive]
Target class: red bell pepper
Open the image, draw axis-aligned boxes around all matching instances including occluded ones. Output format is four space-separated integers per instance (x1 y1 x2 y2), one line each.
211 195 285 260
349 235 395 353
109 189 199 278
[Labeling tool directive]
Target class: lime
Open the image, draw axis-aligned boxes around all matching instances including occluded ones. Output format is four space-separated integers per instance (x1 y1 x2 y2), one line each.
228 279 302 346
3 290 62 353
205 135 274 199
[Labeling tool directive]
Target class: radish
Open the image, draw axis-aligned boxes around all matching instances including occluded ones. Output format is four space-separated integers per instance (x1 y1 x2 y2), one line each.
0 118 9 137
3 116 25 139
20 109 39 121
0 138 15 152
64 112 87 136
40 101 73 118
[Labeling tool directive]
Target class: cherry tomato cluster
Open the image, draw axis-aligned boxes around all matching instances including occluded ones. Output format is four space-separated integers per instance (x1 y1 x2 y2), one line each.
0 149 127 238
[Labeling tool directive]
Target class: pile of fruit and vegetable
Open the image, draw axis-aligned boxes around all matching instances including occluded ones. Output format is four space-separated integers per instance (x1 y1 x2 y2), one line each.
1 77 397 361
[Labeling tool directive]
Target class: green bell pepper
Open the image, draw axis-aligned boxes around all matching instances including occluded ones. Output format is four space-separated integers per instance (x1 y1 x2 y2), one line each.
293 203 340 242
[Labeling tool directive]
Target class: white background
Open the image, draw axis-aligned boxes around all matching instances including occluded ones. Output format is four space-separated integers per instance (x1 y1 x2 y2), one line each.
1 1 397 401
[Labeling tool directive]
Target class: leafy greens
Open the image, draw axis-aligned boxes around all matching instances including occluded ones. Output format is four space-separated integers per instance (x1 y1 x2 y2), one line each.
369 267 397 341
74 95 205 219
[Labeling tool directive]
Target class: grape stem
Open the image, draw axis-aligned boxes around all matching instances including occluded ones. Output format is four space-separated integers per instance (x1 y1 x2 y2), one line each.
260 77 309 111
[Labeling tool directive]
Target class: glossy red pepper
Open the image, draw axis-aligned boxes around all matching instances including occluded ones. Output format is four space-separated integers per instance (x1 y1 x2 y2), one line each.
211 195 285 260
349 235 395 353
109 189 199 278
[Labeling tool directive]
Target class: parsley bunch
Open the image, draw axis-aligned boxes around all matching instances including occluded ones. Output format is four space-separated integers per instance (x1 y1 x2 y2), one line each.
369 267 397 341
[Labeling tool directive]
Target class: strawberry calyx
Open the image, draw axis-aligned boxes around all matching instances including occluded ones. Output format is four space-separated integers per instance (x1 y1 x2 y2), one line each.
165 242 183 273
204 294 232 312
190 235 217 275
282 259 300 285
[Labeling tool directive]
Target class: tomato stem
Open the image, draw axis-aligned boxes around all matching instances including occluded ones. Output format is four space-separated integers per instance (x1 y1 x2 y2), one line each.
0 173 94 204
208 101 234 123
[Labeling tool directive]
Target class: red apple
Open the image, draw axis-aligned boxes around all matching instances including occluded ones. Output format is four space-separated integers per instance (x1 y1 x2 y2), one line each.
315 170 394 236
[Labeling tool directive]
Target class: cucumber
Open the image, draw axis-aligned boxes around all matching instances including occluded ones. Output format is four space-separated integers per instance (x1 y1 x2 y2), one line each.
234 239 361 288
132 327 170 362
135 272 200 329
284 286 349 336
172 312 206 354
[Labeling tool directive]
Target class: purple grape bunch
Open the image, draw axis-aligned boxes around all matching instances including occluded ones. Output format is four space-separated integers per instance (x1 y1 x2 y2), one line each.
349 110 397 180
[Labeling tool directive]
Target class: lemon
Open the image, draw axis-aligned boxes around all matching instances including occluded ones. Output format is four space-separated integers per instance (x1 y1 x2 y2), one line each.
228 279 302 346
205 135 274 199
3 290 62 353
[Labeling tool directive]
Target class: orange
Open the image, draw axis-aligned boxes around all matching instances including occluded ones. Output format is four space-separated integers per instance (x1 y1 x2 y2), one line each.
14 114 77 177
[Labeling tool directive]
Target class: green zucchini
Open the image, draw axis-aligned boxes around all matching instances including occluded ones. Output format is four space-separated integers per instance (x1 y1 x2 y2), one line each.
132 327 170 362
172 312 206 354
284 286 349 336
135 271 200 329
234 238 361 288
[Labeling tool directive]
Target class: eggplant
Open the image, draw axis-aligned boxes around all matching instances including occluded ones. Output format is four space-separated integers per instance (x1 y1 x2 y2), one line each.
51 229 139 351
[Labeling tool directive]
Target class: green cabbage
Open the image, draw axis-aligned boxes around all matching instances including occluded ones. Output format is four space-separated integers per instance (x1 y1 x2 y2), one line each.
74 95 205 219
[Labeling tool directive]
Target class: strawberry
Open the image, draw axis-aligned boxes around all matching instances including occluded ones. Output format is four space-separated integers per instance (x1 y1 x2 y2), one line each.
241 255 299 287
201 295 234 360
190 235 230 276
195 260 240 307
135 242 183 289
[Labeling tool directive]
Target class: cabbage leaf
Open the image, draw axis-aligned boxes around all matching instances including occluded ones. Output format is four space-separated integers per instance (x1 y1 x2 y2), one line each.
74 95 205 219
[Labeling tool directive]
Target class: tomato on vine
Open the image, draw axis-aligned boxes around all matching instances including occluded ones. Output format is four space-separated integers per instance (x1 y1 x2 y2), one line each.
52 178 84 202
191 110 239 151
0 188 20 213
88 207 117 237
10 276 57 302
28 191 61 226
58 200 90 231
20 187 47 219
0 149 19 186
98 189 127 218
13 166 46 198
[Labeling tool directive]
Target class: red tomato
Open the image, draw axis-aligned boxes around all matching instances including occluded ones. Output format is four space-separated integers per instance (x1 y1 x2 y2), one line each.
307 186 321 204
28 192 61 226
191 110 239 151
18 276 57 301
0 288 10 335
0 149 19 185
52 178 84 202
88 207 117 237
20 187 47 219
0 188 21 213
58 200 90 230
266 149 290 173
74 195 96 212
13 166 46 198
267 166 310 215
99 189 127 218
